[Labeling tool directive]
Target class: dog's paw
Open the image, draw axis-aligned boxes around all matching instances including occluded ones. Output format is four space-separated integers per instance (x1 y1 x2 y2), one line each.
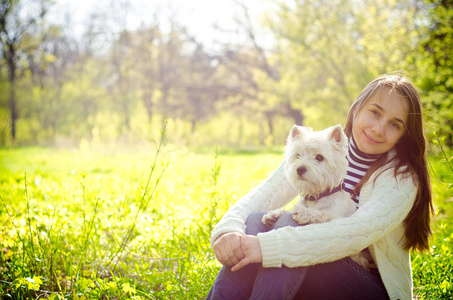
310 210 333 224
291 209 310 225
262 209 286 227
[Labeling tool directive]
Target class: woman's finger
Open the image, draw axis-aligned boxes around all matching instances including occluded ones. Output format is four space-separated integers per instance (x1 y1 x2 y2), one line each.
231 235 262 271
224 234 244 265
231 234 245 262
213 233 244 265
231 257 249 272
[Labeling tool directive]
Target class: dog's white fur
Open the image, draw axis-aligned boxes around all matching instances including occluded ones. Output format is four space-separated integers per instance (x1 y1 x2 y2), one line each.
262 124 369 269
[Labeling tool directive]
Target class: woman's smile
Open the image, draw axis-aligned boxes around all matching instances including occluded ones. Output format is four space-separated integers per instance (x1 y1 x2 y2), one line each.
363 131 381 144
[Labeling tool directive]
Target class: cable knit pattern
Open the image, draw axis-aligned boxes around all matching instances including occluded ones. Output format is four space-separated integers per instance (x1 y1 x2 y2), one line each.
210 154 417 300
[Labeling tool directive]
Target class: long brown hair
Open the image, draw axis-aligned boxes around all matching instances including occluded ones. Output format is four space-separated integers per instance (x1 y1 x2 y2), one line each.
344 74 433 252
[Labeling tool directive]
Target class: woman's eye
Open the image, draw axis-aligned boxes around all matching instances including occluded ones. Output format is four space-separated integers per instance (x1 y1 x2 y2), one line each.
315 155 324 162
391 122 400 130
370 109 379 116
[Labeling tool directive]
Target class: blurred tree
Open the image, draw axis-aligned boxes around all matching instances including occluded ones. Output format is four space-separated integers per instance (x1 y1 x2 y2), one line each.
0 0 50 142
257 0 360 129
259 0 424 128
413 0 453 147
25 27 78 142
183 42 220 132
221 0 286 137
110 29 136 134
155 24 188 124
2 0 446 148
132 23 160 124
106 1 138 138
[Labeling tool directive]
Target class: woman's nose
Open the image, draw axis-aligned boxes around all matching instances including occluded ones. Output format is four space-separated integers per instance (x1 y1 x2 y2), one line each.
372 120 385 135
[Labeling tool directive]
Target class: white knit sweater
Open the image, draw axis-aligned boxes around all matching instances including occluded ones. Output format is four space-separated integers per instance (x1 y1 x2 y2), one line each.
211 153 417 300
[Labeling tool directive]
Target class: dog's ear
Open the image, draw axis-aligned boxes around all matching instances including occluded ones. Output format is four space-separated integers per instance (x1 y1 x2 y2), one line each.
328 124 346 145
288 125 304 142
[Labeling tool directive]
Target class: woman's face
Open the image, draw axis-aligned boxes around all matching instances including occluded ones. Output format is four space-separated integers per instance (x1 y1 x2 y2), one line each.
352 87 409 155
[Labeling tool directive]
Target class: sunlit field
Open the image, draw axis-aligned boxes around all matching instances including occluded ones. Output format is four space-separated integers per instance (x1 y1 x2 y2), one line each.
1 0 452 298
0 142 452 299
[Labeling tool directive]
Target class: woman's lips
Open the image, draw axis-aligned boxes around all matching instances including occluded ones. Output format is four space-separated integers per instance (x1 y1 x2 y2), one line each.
363 131 381 144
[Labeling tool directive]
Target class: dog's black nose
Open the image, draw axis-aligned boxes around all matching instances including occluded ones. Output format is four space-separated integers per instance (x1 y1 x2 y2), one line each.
297 166 307 176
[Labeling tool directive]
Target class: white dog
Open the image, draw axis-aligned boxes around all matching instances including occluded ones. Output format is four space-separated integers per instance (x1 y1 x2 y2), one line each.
262 124 369 269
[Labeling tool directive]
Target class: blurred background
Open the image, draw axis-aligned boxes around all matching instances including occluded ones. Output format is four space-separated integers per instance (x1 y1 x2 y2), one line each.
0 0 451 149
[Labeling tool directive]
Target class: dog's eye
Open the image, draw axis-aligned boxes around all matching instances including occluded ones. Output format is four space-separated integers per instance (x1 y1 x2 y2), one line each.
296 153 301 159
315 155 324 162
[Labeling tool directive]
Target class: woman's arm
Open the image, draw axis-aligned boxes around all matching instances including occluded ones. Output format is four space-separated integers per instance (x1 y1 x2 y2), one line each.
210 160 298 246
257 167 417 268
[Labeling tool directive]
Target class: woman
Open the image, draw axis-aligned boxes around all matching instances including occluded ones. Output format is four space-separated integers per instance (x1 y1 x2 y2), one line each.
207 74 433 300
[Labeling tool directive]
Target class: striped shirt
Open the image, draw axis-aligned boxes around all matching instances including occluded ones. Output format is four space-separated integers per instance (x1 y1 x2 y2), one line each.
344 138 382 207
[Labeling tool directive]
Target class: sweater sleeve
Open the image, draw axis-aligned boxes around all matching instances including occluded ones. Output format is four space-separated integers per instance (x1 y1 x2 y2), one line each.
210 160 299 246
257 167 417 268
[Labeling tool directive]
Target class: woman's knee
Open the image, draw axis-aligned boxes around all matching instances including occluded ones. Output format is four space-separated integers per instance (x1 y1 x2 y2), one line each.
245 212 268 235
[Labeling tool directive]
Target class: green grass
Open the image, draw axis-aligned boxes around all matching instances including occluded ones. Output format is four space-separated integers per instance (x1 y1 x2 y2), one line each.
0 143 452 299
412 151 453 299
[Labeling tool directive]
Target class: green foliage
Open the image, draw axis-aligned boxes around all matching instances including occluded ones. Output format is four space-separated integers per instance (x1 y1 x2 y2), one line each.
412 141 453 299
260 0 423 129
2 0 451 148
0 144 283 298
411 0 453 147
412 220 453 299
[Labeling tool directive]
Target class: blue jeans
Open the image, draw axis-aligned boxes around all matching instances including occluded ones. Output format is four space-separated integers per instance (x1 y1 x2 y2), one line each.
206 212 389 300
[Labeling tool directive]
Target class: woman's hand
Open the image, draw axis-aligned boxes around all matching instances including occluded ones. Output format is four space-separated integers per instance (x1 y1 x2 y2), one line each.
231 235 262 272
212 232 245 266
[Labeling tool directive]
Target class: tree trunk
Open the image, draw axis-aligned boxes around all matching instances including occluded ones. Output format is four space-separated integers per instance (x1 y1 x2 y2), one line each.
9 77 17 141
265 111 275 136
7 44 18 142
142 89 153 123
285 103 304 126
